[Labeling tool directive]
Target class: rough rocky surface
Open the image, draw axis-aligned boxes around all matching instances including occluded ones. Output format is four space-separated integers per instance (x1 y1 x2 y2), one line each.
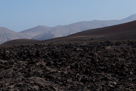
0 41 136 90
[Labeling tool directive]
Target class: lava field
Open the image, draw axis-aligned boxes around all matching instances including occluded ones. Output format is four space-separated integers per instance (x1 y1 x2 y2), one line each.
0 41 136 90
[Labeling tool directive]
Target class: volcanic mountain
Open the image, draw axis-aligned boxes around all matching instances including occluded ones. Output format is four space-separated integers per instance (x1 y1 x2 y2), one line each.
32 33 54 40
20 25 51 38
0 27 28 44
20 14 136 40
34 20 136 44
2 20 136 46
1 14 136 44
68 20 136 41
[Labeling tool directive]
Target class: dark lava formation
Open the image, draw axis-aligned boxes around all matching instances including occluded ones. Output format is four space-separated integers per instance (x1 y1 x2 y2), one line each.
0 41 136 90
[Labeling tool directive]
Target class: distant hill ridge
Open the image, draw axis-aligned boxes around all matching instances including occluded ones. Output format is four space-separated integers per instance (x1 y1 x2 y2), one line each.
0 27 29 44
0 14 136 44
68 20 136 40
20 25 51 38
2 20 136 46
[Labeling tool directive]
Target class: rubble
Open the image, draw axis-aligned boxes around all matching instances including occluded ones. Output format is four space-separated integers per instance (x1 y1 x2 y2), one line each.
0 41 136 90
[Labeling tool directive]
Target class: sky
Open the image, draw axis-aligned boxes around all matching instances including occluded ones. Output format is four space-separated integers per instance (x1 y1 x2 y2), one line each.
0 0 136 32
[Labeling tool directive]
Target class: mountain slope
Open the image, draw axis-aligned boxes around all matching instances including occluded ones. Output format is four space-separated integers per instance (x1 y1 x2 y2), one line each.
1 14 136 44
68 20 136 40
3 20 136 46
52 14 136 36
39 20 136 43
28 14 136 40
0 27 28 44
32 33 54 40
1 39 40 47
20 25 51 38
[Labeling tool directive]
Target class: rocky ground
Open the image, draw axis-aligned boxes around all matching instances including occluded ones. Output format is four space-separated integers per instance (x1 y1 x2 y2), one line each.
0 41 136 90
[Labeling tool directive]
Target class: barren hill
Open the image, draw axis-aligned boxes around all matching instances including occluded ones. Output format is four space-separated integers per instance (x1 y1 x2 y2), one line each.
0 27 28 44
2 20 136 46
1 14 136 44
20 25 51 38
20 14 136 40
69 20 136 40
32 33 54 40
38 20 136 44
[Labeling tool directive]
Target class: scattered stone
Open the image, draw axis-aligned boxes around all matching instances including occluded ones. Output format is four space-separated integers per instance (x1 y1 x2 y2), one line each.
0 41 136 90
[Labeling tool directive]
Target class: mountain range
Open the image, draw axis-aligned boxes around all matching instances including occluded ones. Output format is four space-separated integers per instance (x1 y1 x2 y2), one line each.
2 19 136 46
0 14 136 44
68 20 136 40
0 27 29 44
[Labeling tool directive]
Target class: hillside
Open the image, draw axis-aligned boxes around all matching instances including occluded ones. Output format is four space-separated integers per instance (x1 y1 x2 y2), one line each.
1 16 136 91
1 14 136 44
0 27 28 44
2 39 40 47
20 25 51 38
49 14 136 38
20 14 136 40
32 33 54 40
2 20 136 46
34 20 136 44
69 20 136 40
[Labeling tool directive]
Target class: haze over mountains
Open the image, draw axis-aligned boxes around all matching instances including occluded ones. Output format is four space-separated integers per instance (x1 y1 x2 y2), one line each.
2 19 136 46
68 20 136 40
0 14 136 44
36 20 136 44
0 27 29 44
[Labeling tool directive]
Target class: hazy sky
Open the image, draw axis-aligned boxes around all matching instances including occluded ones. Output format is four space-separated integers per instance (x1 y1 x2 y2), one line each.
0 0 136 32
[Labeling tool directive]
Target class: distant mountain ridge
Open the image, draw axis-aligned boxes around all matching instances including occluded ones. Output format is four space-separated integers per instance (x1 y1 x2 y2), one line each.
32 32 54 40
68 20 136 40
0 27 29 44
3 20 136 46
20 25 51 38
20 14 136 40
0 14 136 44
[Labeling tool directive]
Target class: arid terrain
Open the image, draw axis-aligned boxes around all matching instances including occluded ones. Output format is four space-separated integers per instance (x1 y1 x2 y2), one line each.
0 14 136 44
1 19 136 90
0 41 136 90
2 20 136 47
1 0 136 90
